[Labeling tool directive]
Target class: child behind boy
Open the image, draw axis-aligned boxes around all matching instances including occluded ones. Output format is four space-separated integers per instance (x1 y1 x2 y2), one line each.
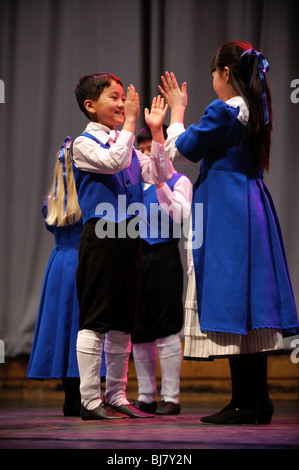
71 73 173 420
132 125 192 415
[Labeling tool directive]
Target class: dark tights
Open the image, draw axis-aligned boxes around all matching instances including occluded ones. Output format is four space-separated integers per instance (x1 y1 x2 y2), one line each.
62 378 81 416
229 353 269 407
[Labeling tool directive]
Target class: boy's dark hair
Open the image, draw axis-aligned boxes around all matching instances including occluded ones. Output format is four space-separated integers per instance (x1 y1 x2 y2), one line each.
210 40 272 171
74 73 123 119
136 124 168 145
136 125 152 146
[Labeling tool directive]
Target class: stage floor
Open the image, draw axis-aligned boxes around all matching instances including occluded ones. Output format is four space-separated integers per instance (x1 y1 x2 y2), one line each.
0 398 298 451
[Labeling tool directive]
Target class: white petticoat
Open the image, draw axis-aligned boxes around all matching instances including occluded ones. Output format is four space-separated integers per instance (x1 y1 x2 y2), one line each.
184 266 284 360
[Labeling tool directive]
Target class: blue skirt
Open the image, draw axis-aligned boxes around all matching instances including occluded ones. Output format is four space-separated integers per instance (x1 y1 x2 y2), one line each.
192 169 299 335
27 244 106 379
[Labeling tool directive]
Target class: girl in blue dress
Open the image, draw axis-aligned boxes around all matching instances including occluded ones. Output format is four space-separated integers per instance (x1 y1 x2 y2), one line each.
27 137 106 416
159 40 299 425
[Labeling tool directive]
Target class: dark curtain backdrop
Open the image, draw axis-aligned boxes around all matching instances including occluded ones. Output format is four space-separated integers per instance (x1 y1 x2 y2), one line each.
0 0 298 357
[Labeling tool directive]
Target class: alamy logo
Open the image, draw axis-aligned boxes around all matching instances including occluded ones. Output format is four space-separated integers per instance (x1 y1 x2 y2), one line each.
290 339 299 364
0 340 4 363
290 79 299 104
0 80 4 103
94 195 203 249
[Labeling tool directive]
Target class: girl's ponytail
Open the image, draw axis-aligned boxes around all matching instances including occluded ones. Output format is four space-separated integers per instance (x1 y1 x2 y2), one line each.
240 49 272 170
46 137 82 227
211 41 272 171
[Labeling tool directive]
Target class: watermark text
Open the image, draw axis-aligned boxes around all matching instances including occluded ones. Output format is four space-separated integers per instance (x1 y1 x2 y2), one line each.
94 196 203 249
290 79 299 104
0 340 4 363
0 80 4 103
290 339 299 364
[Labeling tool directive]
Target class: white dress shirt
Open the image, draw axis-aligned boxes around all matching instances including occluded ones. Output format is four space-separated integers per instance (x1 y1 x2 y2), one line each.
72 121 174 184
147 175 192 225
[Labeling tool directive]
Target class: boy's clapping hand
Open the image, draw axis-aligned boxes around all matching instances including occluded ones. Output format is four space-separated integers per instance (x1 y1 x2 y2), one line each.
124 84 140 133
144 95 168 144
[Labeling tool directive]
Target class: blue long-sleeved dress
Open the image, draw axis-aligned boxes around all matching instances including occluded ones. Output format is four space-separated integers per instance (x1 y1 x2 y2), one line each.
173 97 298 337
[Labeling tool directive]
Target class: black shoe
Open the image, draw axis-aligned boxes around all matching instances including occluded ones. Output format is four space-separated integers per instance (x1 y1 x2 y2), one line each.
80 402 128 420
200 399 260 425
156 401 181 415
257 397 274 424
134 400 157 414
108 402 155 418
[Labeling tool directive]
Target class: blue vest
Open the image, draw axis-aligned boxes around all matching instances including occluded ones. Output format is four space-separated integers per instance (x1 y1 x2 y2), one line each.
141 173 183 245
72 133 143 224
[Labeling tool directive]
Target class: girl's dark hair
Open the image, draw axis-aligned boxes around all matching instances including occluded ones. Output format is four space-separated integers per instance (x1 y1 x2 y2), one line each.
74 73 123 119
210 40 272 171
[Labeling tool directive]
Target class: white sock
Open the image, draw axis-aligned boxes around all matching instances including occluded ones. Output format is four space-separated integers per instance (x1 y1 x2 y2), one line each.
76 329 104 410
157 334 182 404
104 330 131 407
132 342 157 404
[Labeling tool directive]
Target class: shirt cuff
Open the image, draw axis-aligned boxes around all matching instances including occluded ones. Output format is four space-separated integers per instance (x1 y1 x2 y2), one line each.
167 122 185 137
156 182 173 202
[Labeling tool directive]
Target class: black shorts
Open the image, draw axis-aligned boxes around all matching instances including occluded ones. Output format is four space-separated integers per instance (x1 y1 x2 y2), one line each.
76 219 142 334
131 240 184 343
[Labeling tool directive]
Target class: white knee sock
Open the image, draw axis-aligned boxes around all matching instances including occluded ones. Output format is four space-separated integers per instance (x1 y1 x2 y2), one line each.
104 330 131 407
132 342 157 404
157 334 182 404
76 329 104 410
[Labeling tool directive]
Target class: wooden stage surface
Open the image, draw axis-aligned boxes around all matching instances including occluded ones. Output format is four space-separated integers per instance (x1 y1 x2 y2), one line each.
0 352 298 452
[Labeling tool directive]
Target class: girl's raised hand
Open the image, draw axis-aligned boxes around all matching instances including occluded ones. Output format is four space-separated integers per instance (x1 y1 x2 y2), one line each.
159 72 187 124
159 72 187 108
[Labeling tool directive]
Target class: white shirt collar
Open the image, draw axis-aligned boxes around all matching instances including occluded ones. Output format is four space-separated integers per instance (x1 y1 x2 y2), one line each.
226 96 249 125
85 121 117 144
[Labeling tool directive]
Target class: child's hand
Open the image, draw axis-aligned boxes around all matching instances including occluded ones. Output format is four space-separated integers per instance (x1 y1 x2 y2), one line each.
159 72 187 124
144 95 168 144
124 84 139 132
159 72 187 108
144 95 168 130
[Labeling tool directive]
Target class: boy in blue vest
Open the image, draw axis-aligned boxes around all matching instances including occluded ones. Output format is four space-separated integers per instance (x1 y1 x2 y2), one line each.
72 73 173 420
132 126 192 415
